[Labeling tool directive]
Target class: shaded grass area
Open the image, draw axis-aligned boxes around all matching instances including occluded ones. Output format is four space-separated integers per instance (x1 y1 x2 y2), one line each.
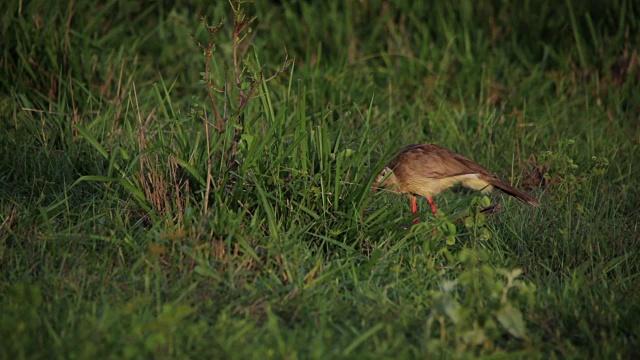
1 0 639 358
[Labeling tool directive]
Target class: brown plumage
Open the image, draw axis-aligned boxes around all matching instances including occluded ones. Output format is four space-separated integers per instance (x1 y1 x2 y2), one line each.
373 144 538 224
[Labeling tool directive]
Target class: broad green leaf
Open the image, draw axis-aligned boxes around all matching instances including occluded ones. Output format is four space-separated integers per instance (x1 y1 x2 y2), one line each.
496 304 527 339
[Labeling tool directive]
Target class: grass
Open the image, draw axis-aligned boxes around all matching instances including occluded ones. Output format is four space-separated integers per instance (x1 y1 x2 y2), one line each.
1 0 639 358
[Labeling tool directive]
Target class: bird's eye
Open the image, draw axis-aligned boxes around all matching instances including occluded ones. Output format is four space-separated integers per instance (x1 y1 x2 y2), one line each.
376 168 389 182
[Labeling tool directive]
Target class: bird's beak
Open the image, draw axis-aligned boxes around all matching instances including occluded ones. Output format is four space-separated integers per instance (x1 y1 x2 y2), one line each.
372 182 378 193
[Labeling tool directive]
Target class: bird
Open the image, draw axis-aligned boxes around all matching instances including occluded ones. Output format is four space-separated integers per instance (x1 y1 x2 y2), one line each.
373 144 539 224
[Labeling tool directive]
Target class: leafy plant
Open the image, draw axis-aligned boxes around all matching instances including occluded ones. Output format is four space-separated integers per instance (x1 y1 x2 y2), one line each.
73 1 292 221
427 249 536 353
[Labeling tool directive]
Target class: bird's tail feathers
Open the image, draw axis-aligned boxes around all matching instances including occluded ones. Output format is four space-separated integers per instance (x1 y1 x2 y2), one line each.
486 178 539 207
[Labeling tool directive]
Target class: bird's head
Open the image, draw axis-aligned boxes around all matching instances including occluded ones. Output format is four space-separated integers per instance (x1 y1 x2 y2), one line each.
372 166 400 193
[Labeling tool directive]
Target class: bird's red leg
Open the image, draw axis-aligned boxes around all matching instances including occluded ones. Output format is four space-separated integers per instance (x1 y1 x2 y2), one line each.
427 197 438 217
410 195 420 225
427 197 438 235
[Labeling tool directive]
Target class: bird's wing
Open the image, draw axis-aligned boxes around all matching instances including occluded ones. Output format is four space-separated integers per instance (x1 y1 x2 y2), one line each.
391 144 494 179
